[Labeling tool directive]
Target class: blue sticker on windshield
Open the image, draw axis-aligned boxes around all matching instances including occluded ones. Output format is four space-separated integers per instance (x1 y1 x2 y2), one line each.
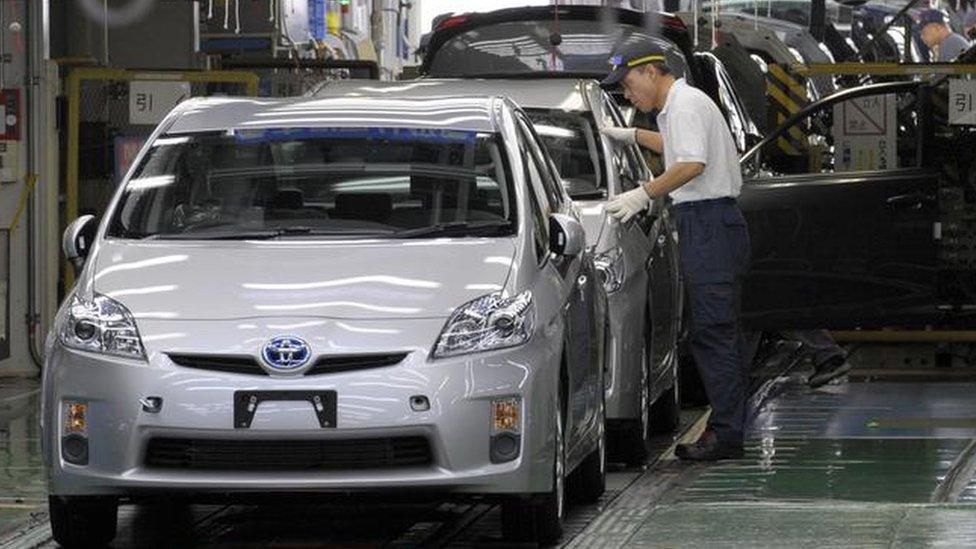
234 127 478 144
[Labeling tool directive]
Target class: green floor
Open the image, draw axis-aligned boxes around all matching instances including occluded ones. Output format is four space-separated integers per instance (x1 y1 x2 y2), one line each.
0 379 45 544
3 375 976 548
568 381 976 548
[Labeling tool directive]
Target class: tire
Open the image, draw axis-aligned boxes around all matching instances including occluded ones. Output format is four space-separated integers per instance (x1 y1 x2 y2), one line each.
49 495 118 548
502 389 565 546
570 396 606 503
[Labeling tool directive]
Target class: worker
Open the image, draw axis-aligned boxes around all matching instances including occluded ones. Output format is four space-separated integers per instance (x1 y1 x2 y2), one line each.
964 10 976 41
918 9 972 62
601 42 750 461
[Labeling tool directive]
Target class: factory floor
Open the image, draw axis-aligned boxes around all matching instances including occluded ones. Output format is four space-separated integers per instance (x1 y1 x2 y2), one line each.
1 346 975 548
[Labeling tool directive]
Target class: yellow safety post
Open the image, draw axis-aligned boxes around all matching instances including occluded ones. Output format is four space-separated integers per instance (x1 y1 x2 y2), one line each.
766 63 810 156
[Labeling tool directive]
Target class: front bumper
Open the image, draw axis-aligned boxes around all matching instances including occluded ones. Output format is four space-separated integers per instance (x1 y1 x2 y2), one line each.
43 318 559 497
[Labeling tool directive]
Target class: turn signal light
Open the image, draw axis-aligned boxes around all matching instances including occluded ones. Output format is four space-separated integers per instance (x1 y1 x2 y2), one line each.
492 398 520 433
65 402 88 435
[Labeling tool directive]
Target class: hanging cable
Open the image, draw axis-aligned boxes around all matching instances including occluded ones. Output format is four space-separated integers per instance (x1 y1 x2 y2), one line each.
223 0 230 29
712 0 719 49
550 0 561 70
269 0 276 23
208 0 213 19
234 0 241 33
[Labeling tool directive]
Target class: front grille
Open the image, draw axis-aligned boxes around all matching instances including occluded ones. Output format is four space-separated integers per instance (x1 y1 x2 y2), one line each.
168 354 260 375
168 353 408 376
306 353 408 375
145 436 433 471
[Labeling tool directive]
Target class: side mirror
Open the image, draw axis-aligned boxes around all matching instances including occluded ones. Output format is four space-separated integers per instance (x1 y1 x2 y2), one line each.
549 213 585 257
62 215 97 275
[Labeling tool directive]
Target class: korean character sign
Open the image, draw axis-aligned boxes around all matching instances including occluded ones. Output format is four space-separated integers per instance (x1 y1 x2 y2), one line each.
949 79 976 126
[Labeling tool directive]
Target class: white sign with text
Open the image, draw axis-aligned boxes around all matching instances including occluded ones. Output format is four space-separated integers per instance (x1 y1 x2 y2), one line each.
949 79 976 126
833 94 897 172
129 81 190 125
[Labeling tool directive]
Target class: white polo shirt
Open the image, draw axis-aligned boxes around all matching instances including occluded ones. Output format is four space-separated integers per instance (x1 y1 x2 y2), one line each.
655 78 742 205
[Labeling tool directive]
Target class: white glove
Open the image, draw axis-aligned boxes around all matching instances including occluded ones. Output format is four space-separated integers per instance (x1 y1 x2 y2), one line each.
606 187 651 224
601 127 637 145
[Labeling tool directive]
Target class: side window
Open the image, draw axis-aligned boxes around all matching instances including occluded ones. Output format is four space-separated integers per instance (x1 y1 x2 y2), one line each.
515 123 550 263
517 114 565 211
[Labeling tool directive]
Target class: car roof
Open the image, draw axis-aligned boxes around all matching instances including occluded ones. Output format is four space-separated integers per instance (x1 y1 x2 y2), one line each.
164 95 500 134
420 5 694 78
311 79 591 112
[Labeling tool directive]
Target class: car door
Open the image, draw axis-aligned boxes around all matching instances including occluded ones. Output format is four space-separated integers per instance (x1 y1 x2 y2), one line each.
518 108 605 453
514 113 596 455
739 82 940 330
596 88 681 391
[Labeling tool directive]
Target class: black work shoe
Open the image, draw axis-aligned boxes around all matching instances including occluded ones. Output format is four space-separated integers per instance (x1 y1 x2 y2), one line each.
808 356 852 388
675 431 744 461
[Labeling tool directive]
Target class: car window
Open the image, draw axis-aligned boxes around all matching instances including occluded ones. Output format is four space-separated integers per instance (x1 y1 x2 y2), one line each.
707 54 753 154
516 114 565 211
514 122 550 262
426 20 689 79
524 107 606 200
747 88 922 178
107 129 516 240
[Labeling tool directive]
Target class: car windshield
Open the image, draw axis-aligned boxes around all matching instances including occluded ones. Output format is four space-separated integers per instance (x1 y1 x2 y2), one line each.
426 20 688 79
107 129 516 240
524 108 605 197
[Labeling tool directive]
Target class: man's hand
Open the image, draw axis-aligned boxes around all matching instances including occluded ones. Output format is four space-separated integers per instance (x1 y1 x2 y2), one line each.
601 127 637 145
606 186 651 223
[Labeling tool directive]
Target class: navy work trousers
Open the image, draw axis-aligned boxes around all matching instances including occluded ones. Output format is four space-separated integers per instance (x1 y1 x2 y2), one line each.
673 197 751 445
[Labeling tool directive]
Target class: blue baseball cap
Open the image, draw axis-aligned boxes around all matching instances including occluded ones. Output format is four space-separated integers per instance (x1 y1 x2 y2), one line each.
916 8 948 29
601 41 669 86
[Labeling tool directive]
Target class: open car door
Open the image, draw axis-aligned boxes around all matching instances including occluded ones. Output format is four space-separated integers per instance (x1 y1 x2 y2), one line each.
738 81 947 330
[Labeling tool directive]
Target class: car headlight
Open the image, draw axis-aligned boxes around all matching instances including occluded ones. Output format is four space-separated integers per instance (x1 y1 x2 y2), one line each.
595 246 625 294
59 294 146 359
433 292 535 359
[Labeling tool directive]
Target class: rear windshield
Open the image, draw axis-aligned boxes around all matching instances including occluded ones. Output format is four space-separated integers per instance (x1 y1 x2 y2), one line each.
107 129 515 240
524 108 605 196
426 20 688 79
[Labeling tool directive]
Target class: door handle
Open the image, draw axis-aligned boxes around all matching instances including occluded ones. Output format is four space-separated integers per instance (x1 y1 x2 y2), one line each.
886 192 935 210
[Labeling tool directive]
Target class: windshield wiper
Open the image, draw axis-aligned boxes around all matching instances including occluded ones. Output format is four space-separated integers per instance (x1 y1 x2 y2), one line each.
393 220 514 239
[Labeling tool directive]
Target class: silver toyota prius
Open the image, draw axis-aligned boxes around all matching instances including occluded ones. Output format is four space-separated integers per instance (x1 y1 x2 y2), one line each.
314 79 683 464
44 95 607 547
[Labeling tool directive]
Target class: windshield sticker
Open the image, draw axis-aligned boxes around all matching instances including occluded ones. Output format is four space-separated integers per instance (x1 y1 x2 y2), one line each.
234 127 479 144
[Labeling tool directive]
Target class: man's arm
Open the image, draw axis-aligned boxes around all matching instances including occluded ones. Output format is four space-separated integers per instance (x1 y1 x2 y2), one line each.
642 162 705 198
605 161 706 223
635 129 663 153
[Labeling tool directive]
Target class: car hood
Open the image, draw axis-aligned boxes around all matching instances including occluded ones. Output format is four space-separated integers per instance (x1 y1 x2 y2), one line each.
91 238 517 321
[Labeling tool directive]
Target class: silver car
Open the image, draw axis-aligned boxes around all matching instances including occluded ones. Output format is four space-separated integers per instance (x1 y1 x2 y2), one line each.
44 95 607 547
314 79 683 464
